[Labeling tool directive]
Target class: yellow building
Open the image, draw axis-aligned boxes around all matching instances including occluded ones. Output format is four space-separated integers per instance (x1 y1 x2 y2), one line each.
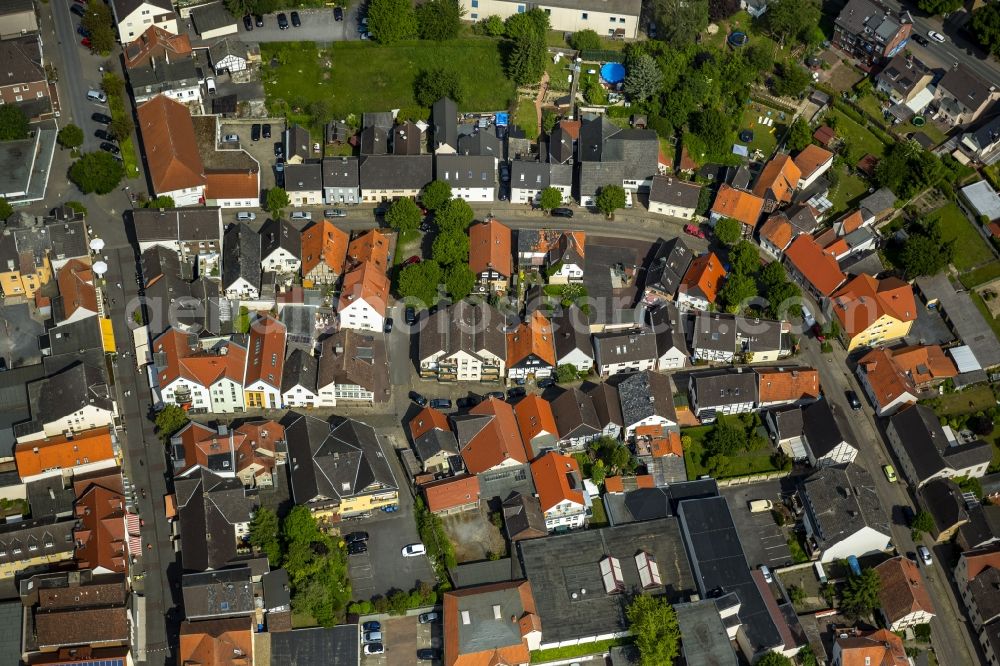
0 250 51 299
829 274 917 351
0 518 76 580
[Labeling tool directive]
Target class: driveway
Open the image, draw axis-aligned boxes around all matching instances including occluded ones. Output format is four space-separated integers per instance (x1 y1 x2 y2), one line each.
720 479 795 569
239 7 361 43
360 614 440 666
345 511 436 600
218 117 285 191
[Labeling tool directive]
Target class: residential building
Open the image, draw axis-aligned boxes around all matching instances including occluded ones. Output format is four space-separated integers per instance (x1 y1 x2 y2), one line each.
124 25 192 68
959 116 1000 166
793 145 834 190
17 364 115 442
110 0 178 47
0 35 47 110
424 475 480 515
756 367 819 408
802 398 857 466
955 546 1000 665
284 124 311 164
300 219 349 286
436 154 496 201
442 581 541 665
269 625 360 664
137 95 205 206
131 206 223 265
419 300 507 382
531 451 588 531
710 184 765 237
800 463 892 562
346 228 390 273
831 628 908 666
886 404 992 488
551 306 595 372
208 37 259 74
170 418 284 486
649 303 688 370
918 478 970 543
243 314 286 410
222 223 260 300
829 274 917 351
182 568 255 620
469 218 512 295
510 160 553 205
127 49 200 105
432 96 458 153
640 237 695 306
757 213 797 259
281 349 319 408
676 252 726 311
453 397 528 476
0 517 76 579
284 414 398 517
933 64 999 127
179 618 254 666
322 156 361 204
0 223 52 299
647 176 702 219
409 407 459 473
833 0 912 66
547 231 586 283
392 120 424 155
783 234 846 299
753 154 801 213
21 573 130 653
551 387 603 449
675 600 740 666
961 179 1000 222
154 328 247 413
285 163 324 206
0 0 39 38
358 154 433 201
55 258 99 324
458 0 641 37
688 369 757 421
260 218 302 274
615 370 676 440
337 263 389 332
190 3 238 40
592 327 657 376
859 187 897 224
575 116 659 206
856 345 957 416
14 427 117 484
175 468 254 571
691 310 736 365
503 492 548 542
874 556 935 630
507 311 557 380
584 381 624 441
514 394 559 459
316 329 390 405
876 52 934 109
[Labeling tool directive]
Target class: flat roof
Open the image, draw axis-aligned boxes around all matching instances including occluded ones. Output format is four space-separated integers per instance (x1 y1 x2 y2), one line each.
916 274 1000 369
268 625 360 666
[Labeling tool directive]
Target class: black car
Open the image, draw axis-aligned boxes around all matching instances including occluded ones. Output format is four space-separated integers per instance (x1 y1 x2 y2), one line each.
100 142 120 155
70 4 85 16
95 129 114 142
334 6 344 20
417 648 441 661
92 112 112 124
550 207 574 218
537 377 555 389
507 387 526 401
430 398 452 409
243 14 253 30
404 306 416 325
485 391 505 401
262 123 272 139
499 163 510 182
251 124 261 141
290 10 301 26
344 531 369 544
274 142 284 157
77 25 90 37
846 390 862 411
913 33 929 46
409 391 428 407
383 317 393 333
347 541 367 555
362 620 381 632
277 12 289 28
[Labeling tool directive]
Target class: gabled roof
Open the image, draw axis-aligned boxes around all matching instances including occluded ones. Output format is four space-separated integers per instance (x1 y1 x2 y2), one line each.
300 219 349 278
56 258 98 320
888 404 993 483
322 156 359 189
801 463 890 549
783 235 846 297
437 154 496 189
550 306 594 365
550 387 601 440
593 327 658 365
858 345 956 409
648 176 702 209
792 145 833 181
410 406 451 441
830 274 916 336
469 218 512 278
260 218 301 261
456 398 528 474
643 237 695 298
679 252 725 303
338 262 389 317
346 228 390 272
758 214 796 252
614 370 676 428
175 468 254 571
0 34 44 87
316 329 389 401
432 97 458 151
179 617 254 666
73 480 127 574
419 300 507 364
835 629 908 666
124 25 192 68
875 556 935 623
424 475 480 513
938 64 996 114
801 399 847 458
513 394 558 453
507 311 556 367
358 154 434 189
244 314 286 390
281 348 318 394
711 184 765 228
443 580 538 666
154 327 247 390
27 363 113 425
756 367 820 404
137 95 205 195
222 222 260 290
530 451 584 512
753 154 801 204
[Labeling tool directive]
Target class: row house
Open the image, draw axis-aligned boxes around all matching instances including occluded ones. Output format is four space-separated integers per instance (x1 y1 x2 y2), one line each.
550 387 604 450
832 0 912 67
409 407 460 474
676 252 726 311
933 64 998 128
436 154 497 202
514 394 559 459
874 556 935 631
752 154 801 214
828 273 917 351
575 115 659 207
14 426 117 484
16 364 116 443
648 304 689 370
154 328 248 413
0 209 89 299
243 314 286 409
710 185 765 238
510 160 573 205
506 311 557 380
886 404 993 489
73 473 129 575
454 398 529 477
955 547 1000 666
171 419 285 487
260 218 302 275
551 306 595 372
419 300 507 382
765 398 857 466
783 234 847 300
300 219 349 285
615 370 676 440
688 369 757 421
111 0 178 44
530 451 589 532
592 327 657 376
641 237 696 307
284 163 324 206
316 329 390 405
337 262 389 333
0 35 48 111
175 468 255 570
359 154 434 202
131 206 223 274
855 344 958 416
690 311 789 364
469 218 513 295
647 176 702 220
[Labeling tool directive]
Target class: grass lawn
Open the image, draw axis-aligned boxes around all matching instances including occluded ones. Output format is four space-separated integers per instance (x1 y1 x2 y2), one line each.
929 384 997 416
262 39 515 125
923 202 996 272
530 638 632 664
960 261 1000 289
681 425 780 480
739 107 784 158
589 496 609 528
393 228 420 265
514 96 539 140
826 108 889 158
970 288 1000 341
828 168 869 215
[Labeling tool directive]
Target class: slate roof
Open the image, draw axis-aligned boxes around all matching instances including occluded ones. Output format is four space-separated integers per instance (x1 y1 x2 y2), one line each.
181 568 255 620
261 218 302 260
457 130 500 158
437 154 496 189
281 348 318 394
29 363 112 425
800 463 891 550
190 2 235 32
359 126 387 155
648 303 688 358
502 493 547 542
918 478 968 538
359 154 433 190
414 429 459 465
888 404 993 484
612 370 675 428
550 388 601 441
801 399 846 458
175 468 253 571
222 223 260 290
874 556 935 625
269 625 360 666
316 329 389 401
322 156 360 190
643 237 695 298
285 162 323 192
648 176 702 209
593 328 658 366
938 64 996 114
583 381 623 431
548 125 575 164
131 206 222 244
510 160 549 191
767 405 804 441
550 306 594 366
689 369 757 409
418 299 506 364
433 97 458 151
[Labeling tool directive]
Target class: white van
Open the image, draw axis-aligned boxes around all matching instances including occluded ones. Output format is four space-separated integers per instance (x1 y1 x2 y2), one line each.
236 212 256 221
748 499 774 513
87 89 107 103
206 77 217 95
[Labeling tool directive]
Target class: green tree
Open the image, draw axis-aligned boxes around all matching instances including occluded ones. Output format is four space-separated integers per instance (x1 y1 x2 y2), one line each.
432 230 469 266
709 0 741 21
110 115 134 143
398 260 442 307
414 67 464 107
706 416 746 457
899 225 955 278
584 78 609 105
0 198 12 222
0 105 28 141
756 654 793 666
541 109 558 135
435 197 474 232
504 9 548 40
101 71 125 98
82 0 116 54
590 459 607 485
416 0 464 40
918 0 962 14
787 118 812 152
626 594 680 666
249 507 282 565
569 29 603 51
841 568 881 618
595 184 627 217
728 240 759 276
507 35 547 85
759 0 820 47
760 261 787 290
971 4 1000 56
911 510 934 539
874 141 915 196
69 151 125 195
766 279 803 318
444 263 476 300
368 0 418 43
422 180 452 211
623 53 664 102
788 585 806 604
266 187 290 219
695 186 714 216
57 124 85 150
692 107 733 156
555 364 579 383
154 404 188 441
539 187 563 211
652 0 709 46
478 14 505 36
714 217 742 246
720 272 756 312
143 195 176 208
385 197 422 232
773 62 811 98
281 506 350 626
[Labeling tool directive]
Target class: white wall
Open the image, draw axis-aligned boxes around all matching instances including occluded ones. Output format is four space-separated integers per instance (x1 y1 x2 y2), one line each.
161 185 205 208
262 248 301 275
116 6 178 43
649 201 696 219
209 378 245 413
339 300 383 332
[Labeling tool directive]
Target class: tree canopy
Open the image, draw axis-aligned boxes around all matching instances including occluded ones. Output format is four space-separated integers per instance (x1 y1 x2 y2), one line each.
416 0 464 40
841 568 881 618
911 510 934 539
651 0 709 46
728 240 760 277
626 594 681 666
57 124 85 149
714 217 742 246
507 35 547 86
787 118 813 152
898 221 955 278
0 105 28 141
266 187 290 219
422 180 452 211
69 151 125 195
154 405 188 441
569 29 603 51
539 187 563 211
431 230 470 266
759 0 821 47
720 272 757 312
143 195 176 208
623 53 664 102
368 0 418 43
706 417 746 457
503 9 548 40
971 4 1000 56
398 260 442 307
596 184 627 217
281 506 351 626
772 61 812 98
385 197 422 232
444 263 476 300
414 67 464 107
82 0 116 54
435 197 475 232
918 0 962 14
249 507 282 565
756 654 793 666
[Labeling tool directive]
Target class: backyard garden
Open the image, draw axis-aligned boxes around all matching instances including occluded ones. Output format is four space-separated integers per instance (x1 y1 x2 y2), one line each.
681 414 790 480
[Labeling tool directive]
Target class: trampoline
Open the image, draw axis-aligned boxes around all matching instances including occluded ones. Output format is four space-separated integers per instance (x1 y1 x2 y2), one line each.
728 31 748 48
600 62 626 84
739 129 754 142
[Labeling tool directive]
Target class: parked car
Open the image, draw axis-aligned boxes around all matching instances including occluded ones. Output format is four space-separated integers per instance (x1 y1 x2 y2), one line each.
748 499 773 513
334 6 344 20
846 390 862 411
236 212 256 221
409 391 427 407
811 323 825 341
77 25 90 37
291 10 301 26
417 612 439 624
430 398 452 410
70 4 85 16
507 387 526 400
362 620 380 632
927 30 946 43
262 123 272 138
274 142 284 157
404 306 416 325
913 33 929 46
345 531 369 544
383 317 393 333
801 305 816 329
222 133 238 143
537 377 555 389
347 541 367 555
760 565 773 583
486 391 505 401
80 37 91 48
324 208 347 218
401 543 427 557
95 129 114 142
918 545 933 566
362 631 383 645
206 77 217 95
86 89 107 103
902 505 916 526
499 163 510 182
100 142 120 155
374 205 389 218
242 14 253 30
363 644 384 656
275 158 285 173
251 124 261 141
550 207 574 218
883 465 898 483
91 112 112 124
683 223 705 239
290 211 312 220
456 396 480 409
403 255 420 266
277 12 289 28
417 648 441 661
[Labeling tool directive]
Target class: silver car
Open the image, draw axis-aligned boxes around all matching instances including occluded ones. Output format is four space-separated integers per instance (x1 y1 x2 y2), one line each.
324 208 347 218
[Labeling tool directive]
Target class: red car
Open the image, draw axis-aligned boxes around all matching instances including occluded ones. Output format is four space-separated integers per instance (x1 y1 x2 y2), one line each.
80 37 91 48
811 323 825 341
684 224 706 239
404 255 421 266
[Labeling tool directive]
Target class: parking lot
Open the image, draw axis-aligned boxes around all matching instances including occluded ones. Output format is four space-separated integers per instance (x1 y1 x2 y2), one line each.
360 614 440 665
344 511 436 600
218 118 285 191
237 7 362 43
720 479 795 569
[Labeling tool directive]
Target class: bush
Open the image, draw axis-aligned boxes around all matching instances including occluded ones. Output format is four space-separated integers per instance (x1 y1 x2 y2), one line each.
569 29 603 51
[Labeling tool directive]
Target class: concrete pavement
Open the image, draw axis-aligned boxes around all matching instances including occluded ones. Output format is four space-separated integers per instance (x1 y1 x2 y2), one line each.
235 7 362 43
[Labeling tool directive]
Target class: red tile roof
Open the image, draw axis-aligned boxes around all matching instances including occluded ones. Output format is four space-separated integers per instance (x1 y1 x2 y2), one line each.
635 475 655 488
838 210 865 235
530 451 584 512
15 427 115 480
244 314 286 389
410 406 451 441
124 25 192 68
875 556 935 624
753 154 802 204
604 475 624 493
712 184 765 229
347 229 390 272
959 547 1000 582
460 398 528 474
469 218 512 278
443 581 537 666
513 395 558 459
205 172 258 201
858 345 956 410
835 629 908 666
338 262 390 317
301 219 349 279
793 144 834 181
783 235 846 297
179 618 254 666
506 311 556 367
137 95 205 195
758 214 795 252
56 258 97 320
813 125 835 147
424 475 480 513
831 274 917 337
679 252 726 304
757 367 820 404
74 482 127 574
154 328 247 391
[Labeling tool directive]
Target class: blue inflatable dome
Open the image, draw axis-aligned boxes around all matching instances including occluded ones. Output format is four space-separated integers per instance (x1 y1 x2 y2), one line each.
600 62 626 84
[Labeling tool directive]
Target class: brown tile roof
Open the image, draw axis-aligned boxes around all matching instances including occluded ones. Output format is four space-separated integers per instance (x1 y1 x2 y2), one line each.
57 258 97 319
635 425 682 457
679 252 726 304
347 228 390 272
757 367 820 404
758 214 795 251
243 314 286 389
883 345 957 384
205 172 258 200
604 475 624 493
856 154 879 176
469 218 513 278
506 311 556 367
857 347 915 410
793 144 834 181
635 474 655 488
835 629 908 666
73 483 127 574
179 617 254 666
813 125 835 146
679 145 697 172
838 210 865 234
989 221 1000 238
14 426 114 480
558 119 580 140
154 328 247 391
174 419 282 477
875 556 935 624
783 235 846 297
530 451 584 512
443 580 537 666
831 274 917 337
753 154 801 204
410 406 451 441
124 25 192 68
35 607 130 649
137 95 205 195
424 474 480 513
459 398 528 474
711 184 765 229
513 395 558 458
300 219 349 279
858 345 956 410
338 262 389 317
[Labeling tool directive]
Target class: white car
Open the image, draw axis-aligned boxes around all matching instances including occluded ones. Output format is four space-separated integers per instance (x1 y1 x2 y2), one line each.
928 30 946 43
759 565 773 583
802 306 816 329
401 543 426 557
363 643 384 655
918 545 933 566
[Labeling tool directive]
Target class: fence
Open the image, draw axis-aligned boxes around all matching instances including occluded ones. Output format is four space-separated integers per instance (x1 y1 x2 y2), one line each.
714 470 792 487
579 50 623 63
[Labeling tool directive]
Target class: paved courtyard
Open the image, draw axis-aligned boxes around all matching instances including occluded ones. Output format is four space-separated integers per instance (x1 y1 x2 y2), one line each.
719 479 796 569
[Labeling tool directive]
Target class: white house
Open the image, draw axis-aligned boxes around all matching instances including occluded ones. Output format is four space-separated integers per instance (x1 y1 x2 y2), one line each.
647 176 702 220
285 163 324 207
208 38 257 74
793 145 834 191
649 305 689 370
546 232 586 284
281 349 319 409
222 223 261 301
886 404 993 488
337 263 389 333
154 329 248 414
458 0 641 38
530 452 589 532
111 0 179 44
510 161 551 205
418 301 506 382
260 218 302 275
436 154 495 202
551 308 595 372
592 329 658 377
801 464 892 563
242 315 286 410
874 557 936 631
801 399 858 467
16 364 116 443
688 370 757 421
617 371 677 441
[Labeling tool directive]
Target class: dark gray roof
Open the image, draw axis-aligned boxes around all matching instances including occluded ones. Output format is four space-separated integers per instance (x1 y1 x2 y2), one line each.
269 625 360 666
938 64 996 113
391 121 422 155
208 37 255 65
879 53 932 98
970 567 1000 626
316 329 389 402
917 478 968 537
0 364 46 455
457 130 500 158
326 119 351 144
643 237 695 298
676 496 783 655
432 97 458 151
28 363 112 424
502 492 547 541
835 0 905 42
0 0 35 15
676 600 739 666
0 601 19 666
648 176 702 209
648 303 688 358
518 518 695 645
888 404 993 484
859 187 896 219
584 381 623 430
593 328 658 365
692 311 738 354
612 370 675 428
451 558 516 589
144 273 227 338
689 369 757 409
46 219 88 261
281 349 318 394
0 517 75 568
359 154 433 190
175 468 253 571
131 207 223 244
550 306 594 365
787 205 820 235
418 299 506 364
801 399 846 458
511 160 549 190
436 154 496 189
766 405 804 441
362 111 393 132
181 568 255 620
287 125 310 161
128 57 199 92
359 126 388 156
577 160 625 199
262 568 290 609
191 3 235 32
322 156 359 190
549 125 574 164
958 503 1000 549
26 477 75 519
450 580 531 655
223 222 260 291
47 316 104 358
285 162 323 192
551 387 601 440
261 218 302 260
414 428 459 463
285 413 397 506
800 463 891 549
